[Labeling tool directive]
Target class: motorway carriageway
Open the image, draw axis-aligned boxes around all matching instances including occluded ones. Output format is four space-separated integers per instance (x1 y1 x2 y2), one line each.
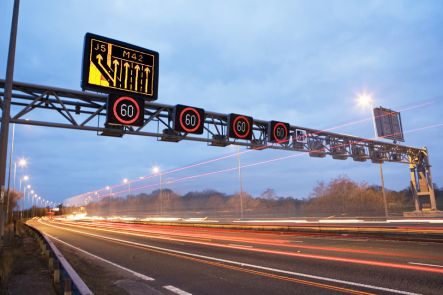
29 218 443 295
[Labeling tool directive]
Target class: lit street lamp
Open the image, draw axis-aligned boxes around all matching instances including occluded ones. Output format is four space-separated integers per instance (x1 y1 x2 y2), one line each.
13 157 27 191
123 178 131 194
357 92 389 219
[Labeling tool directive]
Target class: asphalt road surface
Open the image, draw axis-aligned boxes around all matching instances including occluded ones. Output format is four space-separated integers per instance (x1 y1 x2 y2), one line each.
28 218 443 295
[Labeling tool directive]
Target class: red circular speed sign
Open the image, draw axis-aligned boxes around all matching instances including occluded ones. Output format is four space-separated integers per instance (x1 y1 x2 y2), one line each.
112 96 141 125
232 115 251 139
179 107 202 133
273 122 288 144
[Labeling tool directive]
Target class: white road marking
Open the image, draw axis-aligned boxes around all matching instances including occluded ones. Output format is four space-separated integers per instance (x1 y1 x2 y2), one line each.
233 219 309 223
328 238 369 242
163 285 192 295
44 233 155 281
38 220 421 295
319 219 364 223
408 262 443 268
387 219 443 224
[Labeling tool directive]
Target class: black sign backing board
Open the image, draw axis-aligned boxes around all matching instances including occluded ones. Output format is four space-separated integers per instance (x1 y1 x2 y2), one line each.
107 95 144 127
82 33 159 100
373 107 404 142
227 113 253 140
173 104 205 134
268 120 290 143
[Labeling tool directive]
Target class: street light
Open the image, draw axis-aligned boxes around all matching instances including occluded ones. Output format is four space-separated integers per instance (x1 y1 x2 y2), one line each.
152 166 160 174
356 92 389 219
123 178 131 195
13 157 27 190
356 92 374 109
19 175 29 219
236 146 244 219
32 194 37 217
23 184 31 219
105 185 112 216
5 157 27 221
152 166 163 216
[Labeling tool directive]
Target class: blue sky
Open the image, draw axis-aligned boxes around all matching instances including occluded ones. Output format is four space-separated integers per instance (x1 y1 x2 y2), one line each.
1 0 442 205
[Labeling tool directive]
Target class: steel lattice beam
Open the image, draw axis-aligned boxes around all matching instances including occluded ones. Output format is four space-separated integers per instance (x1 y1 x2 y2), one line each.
0 79 426 164
2 79 438 214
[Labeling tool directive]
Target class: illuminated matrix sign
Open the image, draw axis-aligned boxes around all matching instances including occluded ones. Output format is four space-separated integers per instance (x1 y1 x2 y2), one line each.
81 33 159 100
107 95 144 127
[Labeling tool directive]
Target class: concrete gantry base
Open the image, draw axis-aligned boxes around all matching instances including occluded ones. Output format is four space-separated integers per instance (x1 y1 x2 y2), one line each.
403 210 443 218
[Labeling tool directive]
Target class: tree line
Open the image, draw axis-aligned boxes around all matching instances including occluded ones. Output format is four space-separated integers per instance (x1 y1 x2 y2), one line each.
83 176 442 218
5 175 442 219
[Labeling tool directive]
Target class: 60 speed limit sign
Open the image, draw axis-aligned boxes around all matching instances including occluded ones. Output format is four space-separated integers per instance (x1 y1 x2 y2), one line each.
227 113 253 140
107 95 144 127
173 104 205 134
268 120 290 143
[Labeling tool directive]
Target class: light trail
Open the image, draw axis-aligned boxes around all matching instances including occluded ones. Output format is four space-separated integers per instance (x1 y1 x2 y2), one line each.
57 219 442 261
40 219 443 275
67 99 440 204
101 122 443 198
38 222 380 295
321 99 436 133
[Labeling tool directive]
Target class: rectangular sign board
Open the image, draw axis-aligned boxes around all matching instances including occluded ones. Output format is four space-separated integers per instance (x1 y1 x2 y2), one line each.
227 113 253 140
268 121 290 144
373 107 404 142
107 95 145 127
81 33 159 100
173 104 205 134
294 129 308 143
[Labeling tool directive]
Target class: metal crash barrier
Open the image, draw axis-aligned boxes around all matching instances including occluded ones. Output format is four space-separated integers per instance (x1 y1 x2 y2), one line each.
25 222 93 295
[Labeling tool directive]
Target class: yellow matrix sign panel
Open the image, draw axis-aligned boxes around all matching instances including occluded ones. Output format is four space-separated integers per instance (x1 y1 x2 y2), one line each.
81 33 159 100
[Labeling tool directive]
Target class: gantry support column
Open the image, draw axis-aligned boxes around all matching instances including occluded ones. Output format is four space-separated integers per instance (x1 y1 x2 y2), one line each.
405 148 441 217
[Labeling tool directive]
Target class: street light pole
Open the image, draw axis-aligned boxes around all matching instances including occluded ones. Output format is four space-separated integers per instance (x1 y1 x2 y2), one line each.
370 105 389 219
152 166 162 216
359 93 389 219
19 175 28 219
23 185 27 219
24 185 30 219
5 124 16 223
0 0 20 244
123 178 131 195
237 146 244 219
159 172 163 216
109 187 112 216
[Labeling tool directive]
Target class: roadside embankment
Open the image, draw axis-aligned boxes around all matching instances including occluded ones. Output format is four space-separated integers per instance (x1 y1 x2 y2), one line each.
0 222 56 295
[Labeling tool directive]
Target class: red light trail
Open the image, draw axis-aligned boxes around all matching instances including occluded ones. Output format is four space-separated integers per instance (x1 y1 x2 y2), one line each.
67 99 441 204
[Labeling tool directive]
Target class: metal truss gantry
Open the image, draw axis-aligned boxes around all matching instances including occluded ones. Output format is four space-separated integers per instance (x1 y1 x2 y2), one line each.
0 79 438 214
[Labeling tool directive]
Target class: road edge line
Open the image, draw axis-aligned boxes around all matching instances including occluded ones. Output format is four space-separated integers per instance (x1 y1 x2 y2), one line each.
44 232 155 282
40 219 421 295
